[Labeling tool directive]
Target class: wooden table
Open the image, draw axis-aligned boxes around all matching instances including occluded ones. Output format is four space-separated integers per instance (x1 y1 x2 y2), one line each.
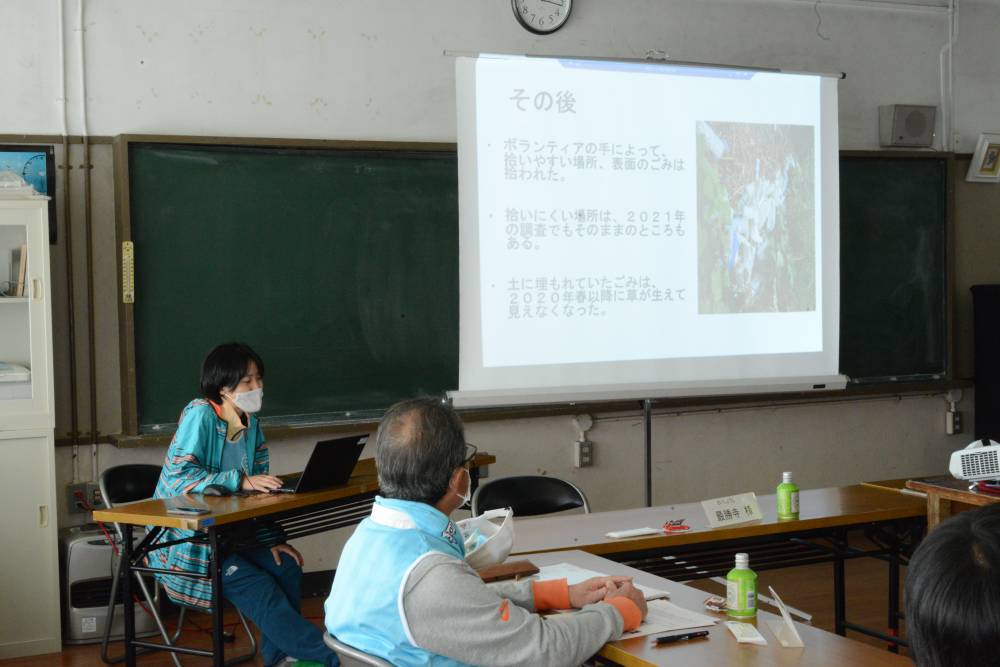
93 454 495 667
906 474 1000 529
512 485 926 649
862 478 923 494
528 550 911 667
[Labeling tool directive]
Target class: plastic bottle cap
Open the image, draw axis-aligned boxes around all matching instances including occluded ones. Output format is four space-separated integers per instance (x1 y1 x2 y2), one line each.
782 471 793 483
735 552 749 568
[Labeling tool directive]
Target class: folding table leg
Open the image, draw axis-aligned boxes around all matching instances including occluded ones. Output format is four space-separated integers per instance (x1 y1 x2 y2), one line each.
833 529 846 636
123 524 137 666
210 526 225 667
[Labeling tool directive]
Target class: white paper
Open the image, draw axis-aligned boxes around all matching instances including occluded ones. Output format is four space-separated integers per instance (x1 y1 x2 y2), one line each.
766 586 804 647
535 562 670 600
701 492 762 528
605 527 663 539
725 621 768 645
0 362 30 383
621 600 719 639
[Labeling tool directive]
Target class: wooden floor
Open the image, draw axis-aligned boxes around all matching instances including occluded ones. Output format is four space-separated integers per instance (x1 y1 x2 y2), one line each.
3 548 910 666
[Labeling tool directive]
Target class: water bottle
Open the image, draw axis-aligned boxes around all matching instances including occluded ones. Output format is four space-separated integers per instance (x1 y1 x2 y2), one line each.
726 552 757 619
777 471 800 520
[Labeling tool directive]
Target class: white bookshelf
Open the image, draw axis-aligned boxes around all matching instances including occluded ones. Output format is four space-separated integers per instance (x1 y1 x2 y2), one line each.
0 197 60 658
0 198 54 429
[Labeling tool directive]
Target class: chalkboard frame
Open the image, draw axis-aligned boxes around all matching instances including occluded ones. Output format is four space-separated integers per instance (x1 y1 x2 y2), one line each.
113 137 955 436
838 150 955 384
113 134 456 435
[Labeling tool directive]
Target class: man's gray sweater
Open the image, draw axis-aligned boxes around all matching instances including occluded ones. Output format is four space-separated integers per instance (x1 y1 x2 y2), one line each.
400 552 626 667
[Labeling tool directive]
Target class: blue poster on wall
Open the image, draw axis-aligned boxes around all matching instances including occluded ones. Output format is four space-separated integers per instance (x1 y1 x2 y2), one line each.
0 146 57 243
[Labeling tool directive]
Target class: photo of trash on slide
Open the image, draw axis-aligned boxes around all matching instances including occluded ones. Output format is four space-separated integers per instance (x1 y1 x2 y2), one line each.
696 121 815 314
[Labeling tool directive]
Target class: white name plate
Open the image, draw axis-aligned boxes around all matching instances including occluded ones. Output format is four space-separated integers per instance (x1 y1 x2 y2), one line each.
701 492 762 528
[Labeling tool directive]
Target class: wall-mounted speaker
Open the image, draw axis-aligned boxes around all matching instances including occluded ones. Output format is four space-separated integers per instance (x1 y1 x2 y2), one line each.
879 104 937 148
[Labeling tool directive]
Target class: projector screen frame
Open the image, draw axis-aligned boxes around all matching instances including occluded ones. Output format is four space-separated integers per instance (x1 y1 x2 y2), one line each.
444 50 847 82
455 51 846 406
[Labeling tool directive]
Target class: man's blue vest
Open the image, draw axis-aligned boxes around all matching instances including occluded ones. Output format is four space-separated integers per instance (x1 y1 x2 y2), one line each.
324 496 472 667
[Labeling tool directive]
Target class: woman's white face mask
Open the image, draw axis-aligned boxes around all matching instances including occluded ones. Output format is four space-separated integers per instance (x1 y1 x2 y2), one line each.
229 387 263 414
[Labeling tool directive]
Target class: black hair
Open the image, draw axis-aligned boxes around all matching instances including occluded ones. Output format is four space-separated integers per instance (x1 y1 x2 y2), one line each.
905 504 1000 667
199 342 265 404
375 397 466 505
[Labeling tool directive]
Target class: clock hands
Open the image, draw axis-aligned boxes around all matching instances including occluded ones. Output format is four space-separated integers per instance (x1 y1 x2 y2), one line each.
540 0 564 6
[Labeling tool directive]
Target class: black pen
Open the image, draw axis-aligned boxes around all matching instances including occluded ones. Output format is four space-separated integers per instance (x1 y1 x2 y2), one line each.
651 630 710 645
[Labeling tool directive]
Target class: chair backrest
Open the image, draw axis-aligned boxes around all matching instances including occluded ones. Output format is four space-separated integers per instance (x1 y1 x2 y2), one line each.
99 464 162 508
323 633 394 667
471 475 590 517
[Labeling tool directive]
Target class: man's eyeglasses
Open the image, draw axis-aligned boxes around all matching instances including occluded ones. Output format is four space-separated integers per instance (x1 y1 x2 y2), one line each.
462 443 478 468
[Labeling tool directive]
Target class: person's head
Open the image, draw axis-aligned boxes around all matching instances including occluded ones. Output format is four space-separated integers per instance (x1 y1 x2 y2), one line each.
200 342 265 413
905 504 1000 667
375 397 471 512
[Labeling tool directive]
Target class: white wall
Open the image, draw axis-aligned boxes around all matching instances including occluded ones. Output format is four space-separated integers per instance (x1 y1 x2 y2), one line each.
5 0 1000 571
6 0 1000 149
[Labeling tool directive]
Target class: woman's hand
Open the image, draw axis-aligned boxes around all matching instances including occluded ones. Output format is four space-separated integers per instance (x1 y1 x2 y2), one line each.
270 543 303 567
241 474 284 492
568 575 634 608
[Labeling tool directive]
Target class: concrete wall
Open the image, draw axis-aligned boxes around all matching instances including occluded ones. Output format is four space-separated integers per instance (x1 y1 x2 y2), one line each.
5 0 1000 571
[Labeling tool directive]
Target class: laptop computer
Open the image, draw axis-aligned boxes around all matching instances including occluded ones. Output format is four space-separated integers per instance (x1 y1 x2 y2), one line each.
273 434 369 493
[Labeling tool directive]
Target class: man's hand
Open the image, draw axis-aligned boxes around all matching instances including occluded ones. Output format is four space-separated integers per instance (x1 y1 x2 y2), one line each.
568 575 634 608
604 580 649 619
270 543 304 567
241 474 284 492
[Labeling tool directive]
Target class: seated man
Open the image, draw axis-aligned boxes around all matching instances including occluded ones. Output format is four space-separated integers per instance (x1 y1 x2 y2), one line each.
325 397 647 667
905 503 1000 667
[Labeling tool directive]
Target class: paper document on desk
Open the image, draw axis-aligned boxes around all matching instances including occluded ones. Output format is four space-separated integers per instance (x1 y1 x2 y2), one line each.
621 600 718 639
535 563 670 600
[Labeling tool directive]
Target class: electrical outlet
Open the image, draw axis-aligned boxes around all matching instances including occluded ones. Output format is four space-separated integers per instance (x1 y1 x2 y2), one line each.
66 483 89 513
946 410 964 435
66 482 105 513
573 439 594 468
88 482 106 510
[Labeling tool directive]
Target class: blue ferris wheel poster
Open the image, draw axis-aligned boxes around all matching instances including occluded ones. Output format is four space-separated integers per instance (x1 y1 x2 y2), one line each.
0 145 57 243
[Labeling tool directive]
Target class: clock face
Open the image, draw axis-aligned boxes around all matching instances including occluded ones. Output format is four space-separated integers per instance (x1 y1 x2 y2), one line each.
512 0 572 34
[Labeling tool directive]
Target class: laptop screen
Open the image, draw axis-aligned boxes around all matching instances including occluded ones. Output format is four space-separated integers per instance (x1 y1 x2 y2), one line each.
293 434 369 493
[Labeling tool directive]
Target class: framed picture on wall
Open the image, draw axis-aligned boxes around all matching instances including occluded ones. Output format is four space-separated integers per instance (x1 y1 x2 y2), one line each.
0 145 57 243
966 133 1000 184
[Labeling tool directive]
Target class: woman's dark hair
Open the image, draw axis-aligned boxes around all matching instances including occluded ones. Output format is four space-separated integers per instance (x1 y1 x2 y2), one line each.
199 342 264 404
905 504 1000 667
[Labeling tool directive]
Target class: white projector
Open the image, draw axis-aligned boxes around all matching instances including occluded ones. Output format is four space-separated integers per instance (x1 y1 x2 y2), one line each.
949 439 1000 482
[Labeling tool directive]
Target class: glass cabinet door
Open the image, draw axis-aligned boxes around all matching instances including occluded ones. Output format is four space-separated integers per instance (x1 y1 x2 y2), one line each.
0 199 53 430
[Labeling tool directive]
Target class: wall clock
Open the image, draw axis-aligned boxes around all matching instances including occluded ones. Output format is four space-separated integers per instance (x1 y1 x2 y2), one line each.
512 0 572 34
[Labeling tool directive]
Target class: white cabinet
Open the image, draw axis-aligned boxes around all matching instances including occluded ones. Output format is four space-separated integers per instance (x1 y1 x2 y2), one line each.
0 429 60 658
0 199 54 430
0 198 60 658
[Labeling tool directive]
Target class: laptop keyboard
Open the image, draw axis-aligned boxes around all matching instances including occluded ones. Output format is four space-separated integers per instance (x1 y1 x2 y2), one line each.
279 473 302 491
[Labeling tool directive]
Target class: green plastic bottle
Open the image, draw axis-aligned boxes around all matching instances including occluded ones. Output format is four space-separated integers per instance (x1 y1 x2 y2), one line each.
777 471 800 520
726 552 757 619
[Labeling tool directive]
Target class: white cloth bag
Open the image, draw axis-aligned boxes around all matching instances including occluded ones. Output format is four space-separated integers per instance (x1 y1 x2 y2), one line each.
457 508 514 569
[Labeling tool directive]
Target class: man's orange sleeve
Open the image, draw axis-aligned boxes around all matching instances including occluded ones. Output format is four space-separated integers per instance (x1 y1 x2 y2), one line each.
604 598 642 631
531 578 571 611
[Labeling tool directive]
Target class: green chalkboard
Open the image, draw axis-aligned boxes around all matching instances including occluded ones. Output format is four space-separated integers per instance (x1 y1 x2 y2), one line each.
838 154 949 382
123 142 950 432
127 142 458 430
